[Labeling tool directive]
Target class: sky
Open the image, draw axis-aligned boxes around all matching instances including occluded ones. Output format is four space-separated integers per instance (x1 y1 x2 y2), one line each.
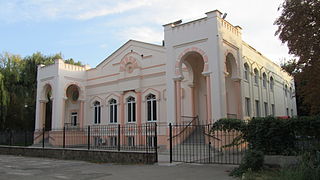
0 0 292 67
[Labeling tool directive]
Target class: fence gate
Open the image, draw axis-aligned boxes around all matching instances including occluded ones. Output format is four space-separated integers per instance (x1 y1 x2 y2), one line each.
169 123 247 164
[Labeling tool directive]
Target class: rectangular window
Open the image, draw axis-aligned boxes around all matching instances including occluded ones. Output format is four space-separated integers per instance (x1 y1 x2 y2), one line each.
271 104 275 116
128 136 135 147
245 98 251 117
147 136 157 147
255 100 260 117
264 102 268 117
71 112 78 126
132 103 136 122
152 100 157 120
94 107 97 124
128 103 132 122
110 104 117 123
286 108 289 116
147 95 157 121
98 106 101 124
147 100 151 120
110 136 117 147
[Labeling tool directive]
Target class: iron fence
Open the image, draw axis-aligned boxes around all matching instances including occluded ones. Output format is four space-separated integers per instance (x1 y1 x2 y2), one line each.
1 123 157 154
168 123 247 164
0 130 34 146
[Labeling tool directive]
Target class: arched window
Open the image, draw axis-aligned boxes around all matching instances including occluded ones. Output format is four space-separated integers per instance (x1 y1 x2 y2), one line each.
127 96 136 122
93 101 101 124
285 85 288 97
254 69 259 85
262 73 267 88
244 63 249 81
146 94 157 121
109 99 117 123
270 77 274 91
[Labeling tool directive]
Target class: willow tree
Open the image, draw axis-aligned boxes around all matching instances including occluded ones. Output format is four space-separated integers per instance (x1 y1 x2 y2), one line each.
0 52 82 130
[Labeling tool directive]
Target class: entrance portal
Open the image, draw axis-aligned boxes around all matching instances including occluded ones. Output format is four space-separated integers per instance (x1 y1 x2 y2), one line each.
180 52 207 124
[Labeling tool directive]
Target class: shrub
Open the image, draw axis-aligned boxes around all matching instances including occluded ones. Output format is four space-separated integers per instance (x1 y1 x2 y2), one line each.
274 153 320 180
230 149 264 177
244 117 296 155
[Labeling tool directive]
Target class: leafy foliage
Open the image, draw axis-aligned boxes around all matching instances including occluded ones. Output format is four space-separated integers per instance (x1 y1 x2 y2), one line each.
230 149 264 177
0 52 82 130
212 118 246 132
275 0 320 65
213 117 320 155
276 0 320 115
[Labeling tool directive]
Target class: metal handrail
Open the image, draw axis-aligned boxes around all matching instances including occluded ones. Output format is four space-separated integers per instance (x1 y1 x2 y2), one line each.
171 115 199 139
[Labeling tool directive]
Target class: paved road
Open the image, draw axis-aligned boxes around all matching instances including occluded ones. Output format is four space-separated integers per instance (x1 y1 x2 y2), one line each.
0 155 236 180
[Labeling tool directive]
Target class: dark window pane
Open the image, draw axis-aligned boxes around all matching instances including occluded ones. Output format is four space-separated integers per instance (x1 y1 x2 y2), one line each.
115 105 117 123
110 105 113 123
98 107 101 123
133 103 136 122
128 103 131 122
94 107 97 124
153 100 157 120
147 101 151 121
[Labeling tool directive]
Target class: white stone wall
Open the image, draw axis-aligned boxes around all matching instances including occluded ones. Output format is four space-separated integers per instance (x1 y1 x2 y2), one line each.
35 10 297 131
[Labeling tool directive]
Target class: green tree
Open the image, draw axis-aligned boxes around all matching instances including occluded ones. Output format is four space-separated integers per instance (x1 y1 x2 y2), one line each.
0 52 82 130
276 0 320 115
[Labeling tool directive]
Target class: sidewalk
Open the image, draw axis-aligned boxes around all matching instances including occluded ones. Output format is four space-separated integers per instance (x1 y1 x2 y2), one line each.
0 155 236 180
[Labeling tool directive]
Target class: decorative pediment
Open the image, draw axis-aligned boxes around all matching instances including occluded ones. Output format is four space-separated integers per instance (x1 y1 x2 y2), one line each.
119 56 140 73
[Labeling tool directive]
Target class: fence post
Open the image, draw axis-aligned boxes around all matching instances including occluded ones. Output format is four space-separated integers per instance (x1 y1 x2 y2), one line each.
169 123 173 163
42 127 45 148
146 124 149 152
63 127 65 149
10 130 13 146
24 130 27 146
154 123 158 162
87 126 90 150
117 124 121 151
208 142 211 163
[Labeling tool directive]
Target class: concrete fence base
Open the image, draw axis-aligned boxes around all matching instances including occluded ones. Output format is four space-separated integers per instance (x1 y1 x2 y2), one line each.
264 155 301 168
0 146 157 164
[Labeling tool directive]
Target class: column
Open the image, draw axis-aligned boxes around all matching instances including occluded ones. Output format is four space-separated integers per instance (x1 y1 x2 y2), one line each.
136 90 142 126
61 98 66 128
119 92 125 126
189 83 196 119
205 74 212 124
38 100 46 129
233 79 243 119
79 100 84 128
174 79 182 124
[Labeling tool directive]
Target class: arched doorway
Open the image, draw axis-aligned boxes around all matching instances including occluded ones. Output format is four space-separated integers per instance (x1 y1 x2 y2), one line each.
65 84 81 128
180 52 207 124
225 53 240 118
42 84 52 131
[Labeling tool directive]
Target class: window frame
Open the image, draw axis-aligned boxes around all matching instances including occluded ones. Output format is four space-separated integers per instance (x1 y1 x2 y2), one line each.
93 101 101 124
244 63 249 81
270 77 274 91
245 97 251 117
70 112 78 126
262 73 267 88
254 69 259 85
255 100 260 117
109 99 118 124
146 94 157 122
264 102 268 117
127 96 136 123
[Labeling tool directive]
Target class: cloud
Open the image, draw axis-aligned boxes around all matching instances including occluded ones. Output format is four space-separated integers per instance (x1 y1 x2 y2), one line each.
117 26 163 44
0 0 155 21
0 0 290 64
